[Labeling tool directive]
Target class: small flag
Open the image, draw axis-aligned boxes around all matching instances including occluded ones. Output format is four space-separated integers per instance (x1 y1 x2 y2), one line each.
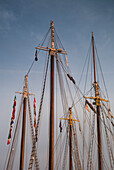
59 120 62 133
34 97 37 129
85 101 90 112
7 96 16 145
7 138 11 145
35 50 38 61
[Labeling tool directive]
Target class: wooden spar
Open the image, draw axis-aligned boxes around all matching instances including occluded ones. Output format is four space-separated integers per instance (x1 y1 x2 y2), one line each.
92 33 102 170
69 107 72 170
20 75 28 170
49 20 55 170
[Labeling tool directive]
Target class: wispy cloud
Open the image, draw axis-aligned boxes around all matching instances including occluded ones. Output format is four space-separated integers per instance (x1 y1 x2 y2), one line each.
0 9 16 20
0 9 16 31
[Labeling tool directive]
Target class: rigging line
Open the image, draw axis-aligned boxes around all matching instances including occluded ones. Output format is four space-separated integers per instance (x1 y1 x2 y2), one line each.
101 111 114 169
72 86 94 108
56 57 69 114
54 29 65 50
62 67 83 139
85 109 112 169
54 121 67 154
25 105 29 170
11 103 23 170
36 53 49 143
57 54 84 104
55 127 68 170
28 96 35 140
56 64 58 165
83 107 110 169
28 96 39 169
72 144 78 170
57 54 88 147
27 60 35 75
95 44 110 100
54 30 70 72
72 42 92 107
82 47 91 169
87 113 95 170
36 27 51 48
27 27 51 75
40 36 51 94
62 126 69 170
101 102 114 129
100 107 114 138
5 95 23 170
72 124 81 170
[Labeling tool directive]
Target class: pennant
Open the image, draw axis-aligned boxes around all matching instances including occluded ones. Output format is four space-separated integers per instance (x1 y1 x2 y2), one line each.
7 96 16 145
10 120 14 125
34 97 37 128
85 101 90 112
7 138 11 145
35 50 38 61
59 120 62 133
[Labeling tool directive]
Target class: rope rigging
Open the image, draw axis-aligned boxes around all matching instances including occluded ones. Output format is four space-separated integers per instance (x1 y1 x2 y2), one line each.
5 96 23 170
4 22 114 170
27 27 51 75
35 53 49 142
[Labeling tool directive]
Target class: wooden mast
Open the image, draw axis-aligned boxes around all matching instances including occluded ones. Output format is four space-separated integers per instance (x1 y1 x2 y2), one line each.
35 21 67 170
49 20 55 170
69 107 72 170
20 75 28 170
92 32 102 170
60 108 79 170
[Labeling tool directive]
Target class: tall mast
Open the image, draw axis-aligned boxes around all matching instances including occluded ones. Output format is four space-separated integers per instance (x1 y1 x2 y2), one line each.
49 20 55 170
69 107 72 170
92 33 102 170
35 21 67 170
20 75 28 170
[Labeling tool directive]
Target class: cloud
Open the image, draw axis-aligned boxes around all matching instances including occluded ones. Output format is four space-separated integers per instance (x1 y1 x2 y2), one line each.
0 9 16 31
0 9 15 20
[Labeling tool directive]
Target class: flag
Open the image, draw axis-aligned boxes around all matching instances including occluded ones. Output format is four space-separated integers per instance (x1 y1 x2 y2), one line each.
85 101 90 112
35 50 38 61
59 120 62 133
34 97 37 128
7 96 16 145
7 131 11 145
7 138 11 145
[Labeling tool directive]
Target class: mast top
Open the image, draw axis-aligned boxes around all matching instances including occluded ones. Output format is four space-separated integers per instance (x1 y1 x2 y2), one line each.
92 32 93 36
50 20 54 27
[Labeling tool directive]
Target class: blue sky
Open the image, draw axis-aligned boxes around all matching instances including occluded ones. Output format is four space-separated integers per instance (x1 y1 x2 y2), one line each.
0 0 114 168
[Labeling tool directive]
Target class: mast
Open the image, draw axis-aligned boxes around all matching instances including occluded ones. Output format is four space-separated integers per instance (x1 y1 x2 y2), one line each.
20 75 28 170
92 32 102 170
35 21 67 170
69 107 72 170
60 107 79 170
49 20 55 170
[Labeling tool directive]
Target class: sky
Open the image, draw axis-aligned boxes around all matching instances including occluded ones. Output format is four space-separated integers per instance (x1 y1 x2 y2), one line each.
0 0 114 169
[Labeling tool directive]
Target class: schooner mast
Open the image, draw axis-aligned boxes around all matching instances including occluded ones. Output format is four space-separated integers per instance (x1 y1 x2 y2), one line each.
35 20 67 170
84 32 109 170
20 75 28 170
92 32 102 170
